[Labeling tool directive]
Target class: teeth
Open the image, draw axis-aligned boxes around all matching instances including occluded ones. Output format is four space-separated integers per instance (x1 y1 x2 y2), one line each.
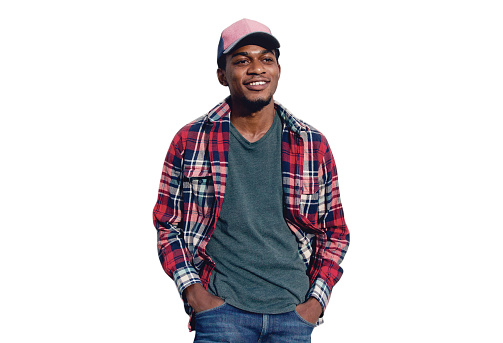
249 81 266 86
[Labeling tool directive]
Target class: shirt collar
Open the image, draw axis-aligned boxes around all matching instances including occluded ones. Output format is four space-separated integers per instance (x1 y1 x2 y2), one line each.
205 97 309 135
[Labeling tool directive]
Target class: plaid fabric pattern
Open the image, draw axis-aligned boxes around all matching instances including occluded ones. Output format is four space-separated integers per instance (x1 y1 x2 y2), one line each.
153 98 349 330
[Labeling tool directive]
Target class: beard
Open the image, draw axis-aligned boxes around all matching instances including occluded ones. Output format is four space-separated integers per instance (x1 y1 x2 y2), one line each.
241 94 273 113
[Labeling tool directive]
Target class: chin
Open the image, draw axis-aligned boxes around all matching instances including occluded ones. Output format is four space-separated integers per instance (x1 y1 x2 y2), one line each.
242 95 273 112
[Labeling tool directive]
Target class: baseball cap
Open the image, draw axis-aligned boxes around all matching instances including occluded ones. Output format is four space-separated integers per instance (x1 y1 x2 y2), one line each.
217 18 280 62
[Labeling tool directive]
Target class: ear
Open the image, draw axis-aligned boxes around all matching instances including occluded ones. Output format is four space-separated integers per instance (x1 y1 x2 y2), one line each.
217 68 228 86
277 63 281 79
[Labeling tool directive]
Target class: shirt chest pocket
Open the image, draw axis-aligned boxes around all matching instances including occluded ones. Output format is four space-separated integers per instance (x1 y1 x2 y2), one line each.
299 179 319 219
183 165 215 217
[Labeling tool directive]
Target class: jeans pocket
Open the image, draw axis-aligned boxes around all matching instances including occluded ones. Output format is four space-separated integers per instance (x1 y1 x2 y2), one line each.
293 310 317 328
195 302 227 317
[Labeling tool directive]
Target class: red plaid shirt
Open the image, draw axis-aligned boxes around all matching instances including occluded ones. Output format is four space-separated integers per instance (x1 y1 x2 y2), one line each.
153 98 349 329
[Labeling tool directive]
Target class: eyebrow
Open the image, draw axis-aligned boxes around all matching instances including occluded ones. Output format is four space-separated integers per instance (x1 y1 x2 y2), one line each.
231 49 274 58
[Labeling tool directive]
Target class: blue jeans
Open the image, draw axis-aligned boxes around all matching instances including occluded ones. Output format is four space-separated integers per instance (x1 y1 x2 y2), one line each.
194 303 315 343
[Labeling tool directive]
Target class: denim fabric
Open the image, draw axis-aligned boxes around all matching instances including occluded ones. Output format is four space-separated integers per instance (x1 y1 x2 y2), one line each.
194 303 314 343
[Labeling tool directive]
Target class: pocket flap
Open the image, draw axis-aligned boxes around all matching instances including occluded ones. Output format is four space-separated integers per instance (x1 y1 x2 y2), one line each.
183 165 211 178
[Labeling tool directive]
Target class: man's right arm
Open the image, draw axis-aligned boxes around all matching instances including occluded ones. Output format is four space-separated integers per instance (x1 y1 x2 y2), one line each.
152 133 203 297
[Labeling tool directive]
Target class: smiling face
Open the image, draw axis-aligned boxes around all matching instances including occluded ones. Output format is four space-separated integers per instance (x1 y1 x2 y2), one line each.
217 45 281 112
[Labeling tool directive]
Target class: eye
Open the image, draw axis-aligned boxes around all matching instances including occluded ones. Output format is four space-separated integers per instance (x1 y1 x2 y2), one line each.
234 59 249 65
262 56 275 63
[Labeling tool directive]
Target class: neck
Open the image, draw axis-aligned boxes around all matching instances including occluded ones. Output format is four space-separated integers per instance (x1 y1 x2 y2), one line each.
229 98 276 143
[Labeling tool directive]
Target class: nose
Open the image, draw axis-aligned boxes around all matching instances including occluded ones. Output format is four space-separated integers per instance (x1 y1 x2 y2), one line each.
247 59 264 74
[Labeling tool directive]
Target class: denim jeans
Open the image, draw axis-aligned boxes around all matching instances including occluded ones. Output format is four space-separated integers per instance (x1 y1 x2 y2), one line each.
194 303 315 343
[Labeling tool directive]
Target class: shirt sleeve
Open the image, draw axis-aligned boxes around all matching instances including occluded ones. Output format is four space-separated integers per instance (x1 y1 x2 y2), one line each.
152 132 202 297
307 137 350 311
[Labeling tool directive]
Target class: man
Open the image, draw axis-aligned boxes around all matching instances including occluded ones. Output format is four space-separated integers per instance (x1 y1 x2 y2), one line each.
153 18 349 342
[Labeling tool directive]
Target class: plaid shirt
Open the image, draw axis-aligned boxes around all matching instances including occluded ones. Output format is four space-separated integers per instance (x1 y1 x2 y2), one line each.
153 98 349 330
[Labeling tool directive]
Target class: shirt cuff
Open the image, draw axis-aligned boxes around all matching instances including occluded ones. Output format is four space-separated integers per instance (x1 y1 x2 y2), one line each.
307 277 331 311
173 266 202 298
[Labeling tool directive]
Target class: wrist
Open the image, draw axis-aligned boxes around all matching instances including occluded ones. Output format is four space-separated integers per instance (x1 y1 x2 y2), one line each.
183 283 206 306
183 283 224 313
306 297 323 315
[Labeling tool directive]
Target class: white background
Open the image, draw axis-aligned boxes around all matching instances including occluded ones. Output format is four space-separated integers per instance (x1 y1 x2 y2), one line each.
1 1 502 342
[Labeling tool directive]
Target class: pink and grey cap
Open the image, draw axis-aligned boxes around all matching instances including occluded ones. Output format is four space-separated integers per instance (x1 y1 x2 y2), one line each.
217 18 280 62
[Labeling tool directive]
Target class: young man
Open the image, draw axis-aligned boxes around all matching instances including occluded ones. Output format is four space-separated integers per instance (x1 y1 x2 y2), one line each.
153 18 349 342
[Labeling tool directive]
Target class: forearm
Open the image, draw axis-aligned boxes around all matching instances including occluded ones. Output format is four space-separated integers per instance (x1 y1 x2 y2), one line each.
155 215 203 296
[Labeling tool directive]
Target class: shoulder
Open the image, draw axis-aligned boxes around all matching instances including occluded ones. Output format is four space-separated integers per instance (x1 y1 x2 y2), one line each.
176 114 208 137
297 117 326 142
176 98 231 137
170 98 231 152
275 101 330 150
170 114 207 150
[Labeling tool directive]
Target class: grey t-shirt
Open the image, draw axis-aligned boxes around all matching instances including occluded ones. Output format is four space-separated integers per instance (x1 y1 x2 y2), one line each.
205 112 310 314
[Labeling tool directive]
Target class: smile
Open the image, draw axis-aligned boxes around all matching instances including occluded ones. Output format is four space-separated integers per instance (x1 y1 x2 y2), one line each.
248 81 267 86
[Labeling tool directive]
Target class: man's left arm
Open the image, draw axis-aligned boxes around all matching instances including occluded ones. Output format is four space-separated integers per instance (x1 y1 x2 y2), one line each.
305 137 350 319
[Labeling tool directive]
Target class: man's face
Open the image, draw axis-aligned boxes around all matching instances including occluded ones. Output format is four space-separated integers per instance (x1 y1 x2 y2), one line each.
217 44 281 110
